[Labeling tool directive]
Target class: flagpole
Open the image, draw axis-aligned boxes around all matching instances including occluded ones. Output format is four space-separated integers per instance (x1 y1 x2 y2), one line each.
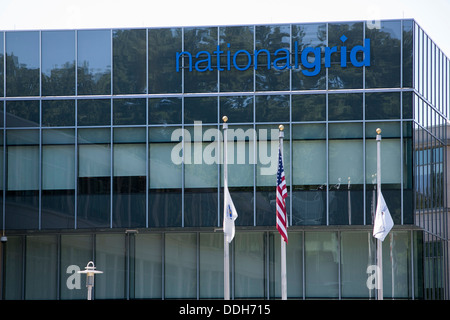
223 116 230 300
376 128 383 300
279 125 287 300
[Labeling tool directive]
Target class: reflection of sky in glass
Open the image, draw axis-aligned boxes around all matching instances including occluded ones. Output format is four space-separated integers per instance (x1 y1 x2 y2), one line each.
77 30 111 75
42 31 75 76
6 31 39 69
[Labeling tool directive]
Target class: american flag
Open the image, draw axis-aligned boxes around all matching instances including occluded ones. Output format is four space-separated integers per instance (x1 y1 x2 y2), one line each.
276 148 288 243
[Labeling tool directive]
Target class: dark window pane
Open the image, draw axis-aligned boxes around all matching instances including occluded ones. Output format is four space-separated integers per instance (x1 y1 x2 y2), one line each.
149 190 182 227
184 96 217 124
113 176 146 228
328 93 363 121
255 25 290 91
6 100 40 127
184 27 218 93
42 100 75 127
77 30 111 95
255 95 289 122
113 98 146 125
42 31 75 96
6 31 40 96
219 96 253 123
365 92 400 120
0 32 4 97
328 22 364 89
148 28 182 93
113 29 147 94
365 20 401 88
292 94 326 121
184 188 218 227
77 99 111 126
402 91 413 119
148 97 182 124
219 26 254 92
292 23 327 90
402 20 413 88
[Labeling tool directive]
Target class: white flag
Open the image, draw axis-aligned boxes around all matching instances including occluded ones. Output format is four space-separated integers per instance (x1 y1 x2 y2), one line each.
373 192 394 241
223 184 238 243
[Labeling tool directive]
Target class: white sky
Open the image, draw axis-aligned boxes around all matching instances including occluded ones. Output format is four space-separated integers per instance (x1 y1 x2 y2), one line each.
0 0 449 56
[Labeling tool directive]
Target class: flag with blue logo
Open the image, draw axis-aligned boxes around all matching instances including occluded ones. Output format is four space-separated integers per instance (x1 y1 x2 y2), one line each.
223 184 238 243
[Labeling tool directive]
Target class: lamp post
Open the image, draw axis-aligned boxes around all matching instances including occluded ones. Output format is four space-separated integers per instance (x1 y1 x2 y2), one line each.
78 261 103 300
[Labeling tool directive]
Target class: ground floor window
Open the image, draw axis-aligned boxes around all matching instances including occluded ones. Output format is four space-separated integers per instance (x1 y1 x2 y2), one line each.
1 230 427 300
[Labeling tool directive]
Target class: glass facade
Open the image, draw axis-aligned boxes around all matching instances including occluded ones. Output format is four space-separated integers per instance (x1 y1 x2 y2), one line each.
0 19 448 300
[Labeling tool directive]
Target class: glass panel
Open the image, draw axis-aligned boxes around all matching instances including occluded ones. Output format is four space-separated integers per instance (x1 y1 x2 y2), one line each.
365 92 401 120
184 27 218 93
41 31 75 96
77 128 111 228
292 23 327 90
25 235 58 300
6 31 39 96
305 232 339 298
134 234 162 299
77 30 111 95
42 100 75 127
148 97 182 124
329 123 363 225
219 26 254 92
148 28 182 93
60 234 93 300
403 122 413 224
113 29 147 94
6 130 39 229
366 20 401 88
234 232 265 298
164 233 197 299
113 98 146 125
113 128 146 228
255 25 290 91
341 232 376 298
382 231 412 298
219 96 253 123
184 96 217 124
6 100 40 127
292 94 326 121
149 127 182 227
184 126 218 227
77 99 111 126
0 32 4 97
255 95 289 122
220 124 254 226
42 129 75 229
328 93 363 121
402 91 413 120
270 231 303 298
256 125 289 226
4 236 23 300
95 234 126 299
365 122 401 224
402 20 413 88
199 233 223 298
292 124 326 225
328 22 364 89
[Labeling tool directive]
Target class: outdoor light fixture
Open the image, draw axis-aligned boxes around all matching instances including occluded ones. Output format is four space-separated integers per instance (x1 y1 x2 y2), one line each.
78 261 103 300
